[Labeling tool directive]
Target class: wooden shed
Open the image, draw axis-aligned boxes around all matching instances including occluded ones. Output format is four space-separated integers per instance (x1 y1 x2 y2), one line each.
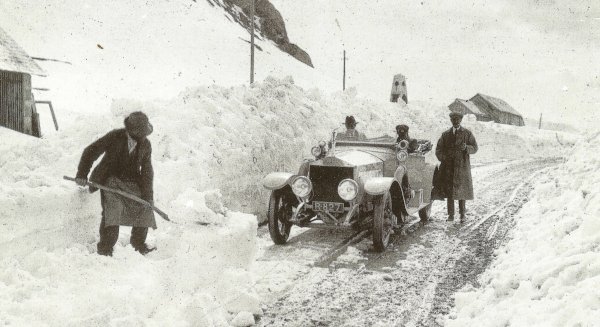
390 74 408 104
448 98 492 122
0 26 46 137
469 93 525 126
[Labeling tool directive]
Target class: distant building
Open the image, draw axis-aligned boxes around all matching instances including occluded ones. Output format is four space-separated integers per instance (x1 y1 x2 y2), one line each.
0 26 46 137
448 98 492 122
390 74 407 104
449 93 524 127
468 93 524 126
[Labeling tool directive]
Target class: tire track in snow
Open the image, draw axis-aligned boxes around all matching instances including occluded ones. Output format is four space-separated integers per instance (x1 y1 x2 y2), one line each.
255 158 561 326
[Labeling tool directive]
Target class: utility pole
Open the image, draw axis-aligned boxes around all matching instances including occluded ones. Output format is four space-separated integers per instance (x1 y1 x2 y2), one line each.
250 0 255 84
538 112 543 129
342 50 346 91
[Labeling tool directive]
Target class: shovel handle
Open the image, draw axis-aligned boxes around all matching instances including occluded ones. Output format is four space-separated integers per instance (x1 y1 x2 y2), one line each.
63 176 171 222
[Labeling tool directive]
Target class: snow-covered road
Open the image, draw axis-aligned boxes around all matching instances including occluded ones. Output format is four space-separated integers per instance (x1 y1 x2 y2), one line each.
251 158 562 326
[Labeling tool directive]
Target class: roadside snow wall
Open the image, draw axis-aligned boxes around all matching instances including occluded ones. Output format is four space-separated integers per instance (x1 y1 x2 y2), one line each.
108 77 578 219
447 132 600 327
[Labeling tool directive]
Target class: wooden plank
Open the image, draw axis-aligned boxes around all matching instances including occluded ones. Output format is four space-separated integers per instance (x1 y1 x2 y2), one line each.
21 74 33 135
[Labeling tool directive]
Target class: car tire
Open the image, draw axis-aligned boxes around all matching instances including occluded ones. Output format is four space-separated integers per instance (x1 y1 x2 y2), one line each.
373 191 397 252
418 203 432 222
268 190 293 245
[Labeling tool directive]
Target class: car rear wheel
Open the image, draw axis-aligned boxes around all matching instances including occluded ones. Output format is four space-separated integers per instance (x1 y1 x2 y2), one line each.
419 203 432 222
373 191 397 252
268 190 293 244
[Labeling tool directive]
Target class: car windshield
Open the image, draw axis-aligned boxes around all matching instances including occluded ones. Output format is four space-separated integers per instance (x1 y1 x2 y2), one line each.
334 130 395 143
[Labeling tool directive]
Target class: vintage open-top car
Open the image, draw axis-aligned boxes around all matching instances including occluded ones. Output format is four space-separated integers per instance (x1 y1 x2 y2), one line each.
262 129 435 251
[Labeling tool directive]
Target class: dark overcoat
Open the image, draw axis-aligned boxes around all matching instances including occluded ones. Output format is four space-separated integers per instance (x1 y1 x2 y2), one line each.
435 127 478 200
76 129 155 228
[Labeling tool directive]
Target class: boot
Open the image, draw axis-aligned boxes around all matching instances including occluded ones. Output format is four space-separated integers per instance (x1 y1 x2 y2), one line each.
135 244 156 255
97 248 113 257
460 213 466 222
447 215 454 221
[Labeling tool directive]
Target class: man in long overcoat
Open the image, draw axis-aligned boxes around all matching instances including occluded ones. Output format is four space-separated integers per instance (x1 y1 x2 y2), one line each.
435 111 478 221
75 111 156 256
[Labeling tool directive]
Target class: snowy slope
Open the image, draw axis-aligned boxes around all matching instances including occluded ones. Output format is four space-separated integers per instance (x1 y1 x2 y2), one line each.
0 0 338 135
447 132 600 326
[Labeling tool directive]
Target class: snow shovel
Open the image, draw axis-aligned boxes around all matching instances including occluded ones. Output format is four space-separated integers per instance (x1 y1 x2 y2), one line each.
63 176 171 222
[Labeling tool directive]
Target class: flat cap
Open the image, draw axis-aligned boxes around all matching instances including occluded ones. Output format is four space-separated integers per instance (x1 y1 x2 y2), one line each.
449 111 464 118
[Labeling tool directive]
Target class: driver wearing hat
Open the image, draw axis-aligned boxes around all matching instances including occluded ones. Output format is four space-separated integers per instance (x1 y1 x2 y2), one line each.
75 111 156 256
337 115 366 141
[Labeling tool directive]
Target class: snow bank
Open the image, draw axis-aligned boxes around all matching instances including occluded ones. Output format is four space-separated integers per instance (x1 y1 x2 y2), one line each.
447 132 600 327
100 77 576 220
0 122 261 325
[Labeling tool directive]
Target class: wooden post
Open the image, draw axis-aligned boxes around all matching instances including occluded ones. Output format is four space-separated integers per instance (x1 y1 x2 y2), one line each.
250 0 255 84
538 113 542 129
35 100 59 131
343 50 346 91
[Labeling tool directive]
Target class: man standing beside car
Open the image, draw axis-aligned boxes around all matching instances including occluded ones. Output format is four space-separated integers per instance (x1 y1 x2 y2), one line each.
435 111 478 222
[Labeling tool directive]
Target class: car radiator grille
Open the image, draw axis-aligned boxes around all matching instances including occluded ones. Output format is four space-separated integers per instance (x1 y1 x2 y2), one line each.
309 166 353 203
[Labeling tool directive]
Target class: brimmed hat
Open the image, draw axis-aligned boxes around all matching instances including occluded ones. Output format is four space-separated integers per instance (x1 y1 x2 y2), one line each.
124 111 153 137
396 124 409 133
345 115 358 125
449 111 464 118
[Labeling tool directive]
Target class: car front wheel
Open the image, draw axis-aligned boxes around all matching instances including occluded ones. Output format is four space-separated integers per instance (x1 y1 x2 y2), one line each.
268 190 293 244
373 191 397 252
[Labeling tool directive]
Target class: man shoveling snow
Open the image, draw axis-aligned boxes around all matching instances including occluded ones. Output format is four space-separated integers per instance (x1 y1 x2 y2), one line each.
73 111 157 256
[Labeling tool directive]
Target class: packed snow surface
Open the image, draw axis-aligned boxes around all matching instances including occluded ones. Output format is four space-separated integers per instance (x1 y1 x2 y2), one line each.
448 132 600 327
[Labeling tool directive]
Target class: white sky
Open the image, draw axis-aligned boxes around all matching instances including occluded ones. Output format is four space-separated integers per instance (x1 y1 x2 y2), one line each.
272 0 600 129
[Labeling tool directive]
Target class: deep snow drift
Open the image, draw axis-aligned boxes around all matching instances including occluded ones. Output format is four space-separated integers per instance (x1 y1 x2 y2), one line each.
447 132 600 326
72 77 580 218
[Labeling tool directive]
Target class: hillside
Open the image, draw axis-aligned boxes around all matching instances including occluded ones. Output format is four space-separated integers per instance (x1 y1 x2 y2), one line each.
0 0 336 136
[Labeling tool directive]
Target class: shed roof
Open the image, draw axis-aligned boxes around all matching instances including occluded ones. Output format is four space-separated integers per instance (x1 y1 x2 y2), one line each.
472 93 522 117
453 98 486 116
0 26 46 76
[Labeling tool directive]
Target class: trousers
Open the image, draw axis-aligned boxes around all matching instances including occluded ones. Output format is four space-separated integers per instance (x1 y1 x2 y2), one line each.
97 191 148 255
447 198 466 216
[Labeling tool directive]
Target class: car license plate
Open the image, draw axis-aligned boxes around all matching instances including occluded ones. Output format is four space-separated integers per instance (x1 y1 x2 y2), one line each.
313 201 344 213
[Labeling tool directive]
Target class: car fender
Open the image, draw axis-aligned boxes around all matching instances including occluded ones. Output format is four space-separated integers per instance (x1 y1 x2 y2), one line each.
364 165 407 195
394 165 407 182
263 172 295 190
364 177 395 195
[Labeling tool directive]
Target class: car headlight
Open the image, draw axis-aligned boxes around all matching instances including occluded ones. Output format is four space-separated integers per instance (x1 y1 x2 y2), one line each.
397 139 409 150
397 150 408 162
291 176 312 197
338 179 359 201
311 146 322 157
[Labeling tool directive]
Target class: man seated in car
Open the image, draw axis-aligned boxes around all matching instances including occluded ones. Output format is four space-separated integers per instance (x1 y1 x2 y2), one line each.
337 115 366 141
396 124 418 153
